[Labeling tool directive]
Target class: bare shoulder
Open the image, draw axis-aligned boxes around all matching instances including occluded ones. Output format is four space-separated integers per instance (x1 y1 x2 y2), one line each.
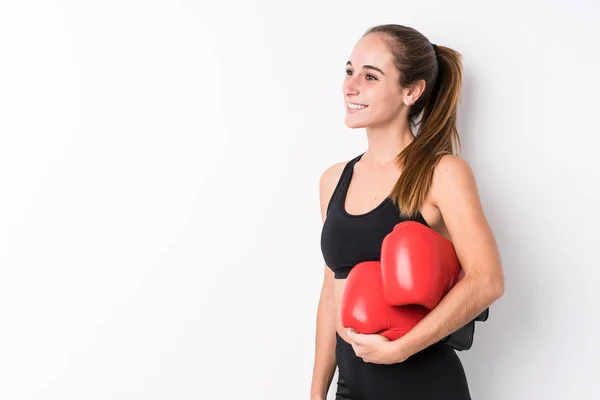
429 154 479 207
319 160 347 193
319 160 349 222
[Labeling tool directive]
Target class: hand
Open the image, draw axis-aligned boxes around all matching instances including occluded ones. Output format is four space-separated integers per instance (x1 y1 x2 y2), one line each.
346 328 408 364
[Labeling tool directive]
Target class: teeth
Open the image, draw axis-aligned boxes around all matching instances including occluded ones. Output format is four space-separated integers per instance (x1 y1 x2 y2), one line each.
348 103 368 110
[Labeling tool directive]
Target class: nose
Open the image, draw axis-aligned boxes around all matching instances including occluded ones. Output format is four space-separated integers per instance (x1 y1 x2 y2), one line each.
343 75 360 96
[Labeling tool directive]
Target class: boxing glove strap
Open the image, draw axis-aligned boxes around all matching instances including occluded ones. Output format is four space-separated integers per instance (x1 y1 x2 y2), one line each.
475 307 489 322
440 308 490 351
440 321 475 351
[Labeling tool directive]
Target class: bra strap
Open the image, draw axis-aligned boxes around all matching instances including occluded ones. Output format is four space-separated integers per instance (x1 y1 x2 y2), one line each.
326 153 363 215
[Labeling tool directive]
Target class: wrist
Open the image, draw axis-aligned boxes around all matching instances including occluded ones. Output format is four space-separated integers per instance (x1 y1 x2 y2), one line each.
390 336 411 363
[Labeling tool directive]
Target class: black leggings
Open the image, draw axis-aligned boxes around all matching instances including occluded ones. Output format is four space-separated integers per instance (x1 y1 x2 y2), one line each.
335 333 471 400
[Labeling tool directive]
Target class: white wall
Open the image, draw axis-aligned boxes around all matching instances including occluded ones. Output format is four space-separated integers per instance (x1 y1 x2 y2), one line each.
1 0 599 399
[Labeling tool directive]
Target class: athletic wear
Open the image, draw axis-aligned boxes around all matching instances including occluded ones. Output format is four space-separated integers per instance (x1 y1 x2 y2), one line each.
320 153 472 399
320 153 429 279
335 332 471 400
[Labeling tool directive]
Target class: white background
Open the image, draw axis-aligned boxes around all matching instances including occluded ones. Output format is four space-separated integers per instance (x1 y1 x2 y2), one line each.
1 1 599 399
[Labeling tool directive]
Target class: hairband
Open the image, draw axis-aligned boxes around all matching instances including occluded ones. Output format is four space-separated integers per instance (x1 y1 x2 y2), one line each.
431 43 439 57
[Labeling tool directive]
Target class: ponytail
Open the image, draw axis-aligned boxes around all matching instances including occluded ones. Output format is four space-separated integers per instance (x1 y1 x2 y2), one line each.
363 25 464 218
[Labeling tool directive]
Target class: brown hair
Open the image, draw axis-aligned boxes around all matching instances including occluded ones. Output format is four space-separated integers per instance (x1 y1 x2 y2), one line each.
363 24 463 218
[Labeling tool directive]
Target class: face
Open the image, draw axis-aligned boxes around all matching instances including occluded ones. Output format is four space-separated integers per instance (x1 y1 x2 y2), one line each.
343 33 406 129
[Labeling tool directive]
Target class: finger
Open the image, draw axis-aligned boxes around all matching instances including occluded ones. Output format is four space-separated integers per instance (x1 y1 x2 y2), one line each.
350 343 363 357
347 328 366 344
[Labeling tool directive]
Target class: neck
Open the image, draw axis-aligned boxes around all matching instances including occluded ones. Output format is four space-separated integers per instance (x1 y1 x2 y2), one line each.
363 123 415 168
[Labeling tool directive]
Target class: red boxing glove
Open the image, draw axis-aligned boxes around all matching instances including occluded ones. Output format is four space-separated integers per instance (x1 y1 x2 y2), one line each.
340 261 429 341
381 221 462 310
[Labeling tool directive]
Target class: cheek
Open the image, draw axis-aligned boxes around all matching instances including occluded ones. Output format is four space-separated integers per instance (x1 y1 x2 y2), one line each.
372 91 402 115
381 87 403 104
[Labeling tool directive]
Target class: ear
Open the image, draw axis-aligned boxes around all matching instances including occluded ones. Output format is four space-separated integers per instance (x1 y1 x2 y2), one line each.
402 79 427 106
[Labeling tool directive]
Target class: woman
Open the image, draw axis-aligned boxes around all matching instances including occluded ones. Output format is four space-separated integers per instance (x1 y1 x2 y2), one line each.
310 24 505 400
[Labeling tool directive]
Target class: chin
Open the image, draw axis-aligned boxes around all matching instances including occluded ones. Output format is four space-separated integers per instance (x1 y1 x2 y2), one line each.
344 117 370 129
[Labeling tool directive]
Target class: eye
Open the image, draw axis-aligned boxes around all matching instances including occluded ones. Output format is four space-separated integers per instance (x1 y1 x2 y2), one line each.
345 69 378 81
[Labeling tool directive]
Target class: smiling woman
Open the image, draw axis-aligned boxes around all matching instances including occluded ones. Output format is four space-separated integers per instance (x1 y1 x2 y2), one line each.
310 24 504 400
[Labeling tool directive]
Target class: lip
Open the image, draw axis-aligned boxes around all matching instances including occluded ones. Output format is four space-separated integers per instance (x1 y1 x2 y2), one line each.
347 103 369 114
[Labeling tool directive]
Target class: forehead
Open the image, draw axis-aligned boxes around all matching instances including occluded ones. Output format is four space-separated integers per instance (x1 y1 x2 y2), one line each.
348 33 395 71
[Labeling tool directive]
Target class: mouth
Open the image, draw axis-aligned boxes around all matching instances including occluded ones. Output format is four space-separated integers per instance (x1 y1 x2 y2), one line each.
347 103 369 114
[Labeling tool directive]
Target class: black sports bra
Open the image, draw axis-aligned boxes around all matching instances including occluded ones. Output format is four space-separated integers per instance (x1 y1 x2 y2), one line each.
320 153 430 279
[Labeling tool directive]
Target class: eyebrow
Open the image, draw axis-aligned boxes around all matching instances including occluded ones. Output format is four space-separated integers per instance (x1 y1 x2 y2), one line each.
346 61 385 75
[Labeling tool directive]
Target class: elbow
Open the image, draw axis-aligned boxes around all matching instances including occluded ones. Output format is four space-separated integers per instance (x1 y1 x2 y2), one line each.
467 269 504 303
490 282 504 302
484 272 505 302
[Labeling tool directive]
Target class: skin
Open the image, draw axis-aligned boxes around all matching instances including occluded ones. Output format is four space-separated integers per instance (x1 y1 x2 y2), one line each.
310 33 505 398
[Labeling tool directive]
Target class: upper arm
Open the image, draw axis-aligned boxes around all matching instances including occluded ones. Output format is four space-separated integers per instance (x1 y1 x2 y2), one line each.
430 155 504 295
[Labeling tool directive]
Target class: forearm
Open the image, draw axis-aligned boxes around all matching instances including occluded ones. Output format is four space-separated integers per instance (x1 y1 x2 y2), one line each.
394 274 503 357
310 286 337 399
